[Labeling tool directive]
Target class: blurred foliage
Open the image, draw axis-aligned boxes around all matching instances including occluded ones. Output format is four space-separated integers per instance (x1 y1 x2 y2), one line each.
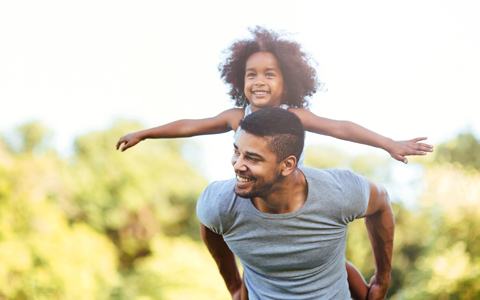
64 120 208 269
0 120 229 300
1 123 479 299
0 133 118 299
392 164 480 299
435 132 480 171
12 121 53 154
305 144 392 181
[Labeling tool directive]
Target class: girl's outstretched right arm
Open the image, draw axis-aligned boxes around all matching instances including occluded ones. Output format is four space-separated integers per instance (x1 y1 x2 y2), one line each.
116 108 244 152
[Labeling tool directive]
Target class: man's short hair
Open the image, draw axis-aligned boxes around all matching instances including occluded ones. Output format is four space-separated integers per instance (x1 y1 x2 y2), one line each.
238 107 305 164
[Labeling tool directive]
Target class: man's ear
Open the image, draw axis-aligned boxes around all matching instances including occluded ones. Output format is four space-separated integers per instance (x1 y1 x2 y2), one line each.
281 155 297 176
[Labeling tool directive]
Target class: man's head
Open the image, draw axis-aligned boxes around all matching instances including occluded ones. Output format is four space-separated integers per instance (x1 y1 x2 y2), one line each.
239 107 305 163
232 107 305 198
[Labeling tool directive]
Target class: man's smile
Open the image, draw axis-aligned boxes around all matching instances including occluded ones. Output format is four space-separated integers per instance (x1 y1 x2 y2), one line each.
235 173 255 189
236 175 252 182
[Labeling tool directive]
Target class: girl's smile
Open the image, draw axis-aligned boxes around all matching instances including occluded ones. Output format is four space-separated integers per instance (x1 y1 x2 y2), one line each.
244 52 285 112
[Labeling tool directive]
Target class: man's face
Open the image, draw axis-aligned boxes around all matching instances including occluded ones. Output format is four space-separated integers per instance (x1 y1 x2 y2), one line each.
232 130 283 198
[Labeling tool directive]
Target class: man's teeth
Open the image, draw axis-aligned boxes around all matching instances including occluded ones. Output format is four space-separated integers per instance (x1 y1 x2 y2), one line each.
237 175 252 182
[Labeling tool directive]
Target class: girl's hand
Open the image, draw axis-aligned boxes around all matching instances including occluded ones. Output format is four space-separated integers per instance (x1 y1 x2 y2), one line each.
116 132 144 152
388 137 434 164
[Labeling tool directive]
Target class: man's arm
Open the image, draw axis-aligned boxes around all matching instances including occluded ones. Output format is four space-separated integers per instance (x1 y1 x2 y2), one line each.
200 224 246 300
362 180 395 300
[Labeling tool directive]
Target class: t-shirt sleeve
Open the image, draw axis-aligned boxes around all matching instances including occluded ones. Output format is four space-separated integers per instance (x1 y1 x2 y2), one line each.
196 181 224 235
339 170 370 223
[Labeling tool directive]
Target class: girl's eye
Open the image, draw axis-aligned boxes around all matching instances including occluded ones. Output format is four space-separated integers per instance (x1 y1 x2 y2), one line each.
246 73 255 78
266 73 274 77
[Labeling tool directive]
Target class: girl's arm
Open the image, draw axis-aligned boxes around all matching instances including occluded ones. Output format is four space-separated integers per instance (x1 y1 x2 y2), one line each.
116 108 244 152
291 108 433 164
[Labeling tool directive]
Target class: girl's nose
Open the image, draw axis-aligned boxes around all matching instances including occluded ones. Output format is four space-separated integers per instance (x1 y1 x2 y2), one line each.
254 79 265 86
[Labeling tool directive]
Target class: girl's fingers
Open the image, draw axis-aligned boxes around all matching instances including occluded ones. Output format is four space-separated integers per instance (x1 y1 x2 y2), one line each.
395 155 408 164
415 144 434 151
399 150 426 157
410 137 428 143
405 141 433 151
121 142 131 152
409 150 427 155
417 143 433 147
392 154 408 164
116 137 127 150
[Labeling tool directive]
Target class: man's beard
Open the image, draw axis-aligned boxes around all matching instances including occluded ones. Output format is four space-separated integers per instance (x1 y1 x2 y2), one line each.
234 170 282 199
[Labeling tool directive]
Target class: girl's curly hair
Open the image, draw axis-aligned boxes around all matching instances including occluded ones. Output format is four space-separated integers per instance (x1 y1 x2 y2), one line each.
219 26 319 109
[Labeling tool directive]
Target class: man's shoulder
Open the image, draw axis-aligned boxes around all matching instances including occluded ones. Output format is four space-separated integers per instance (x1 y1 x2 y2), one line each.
300 166 356 182
197 178 237 233
300 167 370 221
201 178 236 199
299 167 368 196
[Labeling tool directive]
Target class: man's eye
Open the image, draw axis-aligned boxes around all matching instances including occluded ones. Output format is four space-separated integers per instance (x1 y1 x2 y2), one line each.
249 157 259 162
233 149 240 155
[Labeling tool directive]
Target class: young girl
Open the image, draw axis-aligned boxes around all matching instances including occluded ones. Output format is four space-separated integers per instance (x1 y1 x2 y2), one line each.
116 26 432 299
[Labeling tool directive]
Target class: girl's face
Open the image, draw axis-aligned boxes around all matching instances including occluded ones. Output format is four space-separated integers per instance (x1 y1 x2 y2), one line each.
244 52 285 112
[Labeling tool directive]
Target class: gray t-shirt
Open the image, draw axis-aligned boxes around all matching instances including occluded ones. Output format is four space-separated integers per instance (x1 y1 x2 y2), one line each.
197 167 370 300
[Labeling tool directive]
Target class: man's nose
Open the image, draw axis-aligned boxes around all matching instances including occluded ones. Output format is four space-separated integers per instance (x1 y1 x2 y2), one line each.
232 155 247 172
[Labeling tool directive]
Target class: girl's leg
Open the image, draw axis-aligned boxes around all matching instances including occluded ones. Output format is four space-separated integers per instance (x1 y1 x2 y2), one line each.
346 260 368 300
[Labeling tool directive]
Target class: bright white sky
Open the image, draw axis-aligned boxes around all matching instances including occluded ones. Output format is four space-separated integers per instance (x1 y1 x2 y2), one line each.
1 1 479 181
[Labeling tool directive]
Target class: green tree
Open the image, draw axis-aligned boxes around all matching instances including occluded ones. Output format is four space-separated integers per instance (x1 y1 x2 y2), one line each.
0 129 119 300
0 120 231 300
12 121 53 154
435 131 480 170
390 164 480 299
62 120 208 269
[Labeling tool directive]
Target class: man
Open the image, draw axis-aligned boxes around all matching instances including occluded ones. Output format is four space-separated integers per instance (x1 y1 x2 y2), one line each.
197 108 394 299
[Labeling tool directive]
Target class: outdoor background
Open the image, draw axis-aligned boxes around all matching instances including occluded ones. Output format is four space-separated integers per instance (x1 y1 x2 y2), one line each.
1 1 479 299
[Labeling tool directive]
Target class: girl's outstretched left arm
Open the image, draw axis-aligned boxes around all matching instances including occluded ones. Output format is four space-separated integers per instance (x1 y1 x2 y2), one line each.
291 108 433 164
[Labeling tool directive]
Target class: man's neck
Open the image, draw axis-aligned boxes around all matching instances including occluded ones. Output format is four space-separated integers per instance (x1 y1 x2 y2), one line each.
251 169 308 214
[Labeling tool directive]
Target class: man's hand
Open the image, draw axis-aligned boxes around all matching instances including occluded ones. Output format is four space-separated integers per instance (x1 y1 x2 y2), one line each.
116 132 144 152
387 137 433 164
367 275 389 300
